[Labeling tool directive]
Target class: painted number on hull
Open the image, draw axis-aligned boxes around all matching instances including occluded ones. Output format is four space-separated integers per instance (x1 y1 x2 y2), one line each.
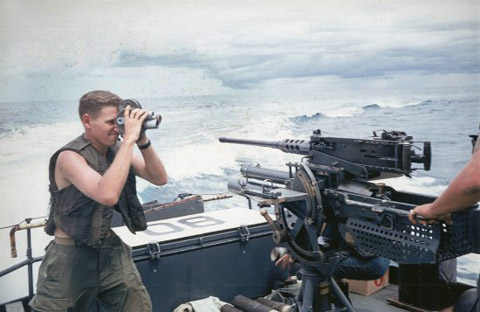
143 216 225 236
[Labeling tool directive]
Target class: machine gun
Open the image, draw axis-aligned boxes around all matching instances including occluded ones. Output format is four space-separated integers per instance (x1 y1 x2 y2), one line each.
220 130 479 312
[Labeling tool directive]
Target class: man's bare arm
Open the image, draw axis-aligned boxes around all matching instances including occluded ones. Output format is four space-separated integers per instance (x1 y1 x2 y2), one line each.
131 136 167 186
410 136 480 224
57 141 136 206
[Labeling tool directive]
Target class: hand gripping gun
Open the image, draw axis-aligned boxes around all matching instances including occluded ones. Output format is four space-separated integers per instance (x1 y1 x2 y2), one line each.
220 130 479 312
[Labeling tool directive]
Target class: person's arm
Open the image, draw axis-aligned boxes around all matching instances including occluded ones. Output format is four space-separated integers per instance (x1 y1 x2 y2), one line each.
57 106 147 206
275 253 294 270
131 135 167 186
409 136 480 224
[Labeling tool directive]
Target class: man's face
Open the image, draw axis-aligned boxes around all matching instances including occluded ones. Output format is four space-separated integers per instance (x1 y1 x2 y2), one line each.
86 106 119 147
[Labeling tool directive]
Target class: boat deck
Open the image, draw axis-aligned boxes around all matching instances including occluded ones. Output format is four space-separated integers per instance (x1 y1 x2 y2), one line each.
350 284 405 312
349 284 455 312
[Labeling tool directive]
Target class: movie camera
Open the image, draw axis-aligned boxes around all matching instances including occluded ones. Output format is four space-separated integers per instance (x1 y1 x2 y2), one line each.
115 99 162 135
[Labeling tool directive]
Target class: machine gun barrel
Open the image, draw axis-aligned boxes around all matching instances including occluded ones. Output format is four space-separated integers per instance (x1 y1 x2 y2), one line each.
219 137 311 155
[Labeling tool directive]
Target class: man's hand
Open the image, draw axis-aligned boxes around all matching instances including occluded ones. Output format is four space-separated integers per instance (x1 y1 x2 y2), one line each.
123 105 148 144
275 254 294 270
408 203 452 225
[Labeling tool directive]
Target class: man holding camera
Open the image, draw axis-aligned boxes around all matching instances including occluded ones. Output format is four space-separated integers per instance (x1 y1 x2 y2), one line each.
29 90 167 311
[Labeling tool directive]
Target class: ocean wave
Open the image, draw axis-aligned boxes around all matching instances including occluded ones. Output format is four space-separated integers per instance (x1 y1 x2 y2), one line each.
374 175 445 196
289 112 326 123
156 140 239 181
358 99 441 110
362 104 382 110
155 138 295 183
402 99 433 108
289 106 364 123
0 122 83 163
0 121 83 227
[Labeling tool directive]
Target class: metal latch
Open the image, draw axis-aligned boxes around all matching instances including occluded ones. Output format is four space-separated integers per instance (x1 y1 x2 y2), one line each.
238 225 251 242
147 242 161 259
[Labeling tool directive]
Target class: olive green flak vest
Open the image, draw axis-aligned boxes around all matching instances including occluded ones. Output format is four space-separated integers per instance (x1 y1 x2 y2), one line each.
44 134 147 246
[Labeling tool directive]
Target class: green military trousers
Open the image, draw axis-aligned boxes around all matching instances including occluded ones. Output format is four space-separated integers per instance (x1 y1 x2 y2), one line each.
29 234 152 312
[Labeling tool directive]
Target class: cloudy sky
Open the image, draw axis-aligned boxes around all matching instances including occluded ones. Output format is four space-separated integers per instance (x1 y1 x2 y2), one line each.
1 0 479 102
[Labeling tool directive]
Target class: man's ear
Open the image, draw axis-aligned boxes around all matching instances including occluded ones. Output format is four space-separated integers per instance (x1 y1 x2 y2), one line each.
82 114 92 129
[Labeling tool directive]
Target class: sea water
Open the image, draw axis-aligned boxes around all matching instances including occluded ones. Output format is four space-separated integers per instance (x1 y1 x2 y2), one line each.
0 86 479 303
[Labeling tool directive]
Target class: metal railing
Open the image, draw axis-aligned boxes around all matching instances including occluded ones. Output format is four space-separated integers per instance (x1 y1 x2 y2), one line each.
1 218 46 301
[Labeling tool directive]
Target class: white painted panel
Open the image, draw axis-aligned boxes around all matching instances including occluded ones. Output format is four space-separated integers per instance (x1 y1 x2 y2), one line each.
113 207 268 247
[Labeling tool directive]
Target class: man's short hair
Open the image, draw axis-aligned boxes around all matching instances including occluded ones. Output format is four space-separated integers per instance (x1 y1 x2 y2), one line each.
78 90 122 119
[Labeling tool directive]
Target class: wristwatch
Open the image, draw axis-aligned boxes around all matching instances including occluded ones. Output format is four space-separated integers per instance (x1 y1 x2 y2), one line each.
138 140 151 150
